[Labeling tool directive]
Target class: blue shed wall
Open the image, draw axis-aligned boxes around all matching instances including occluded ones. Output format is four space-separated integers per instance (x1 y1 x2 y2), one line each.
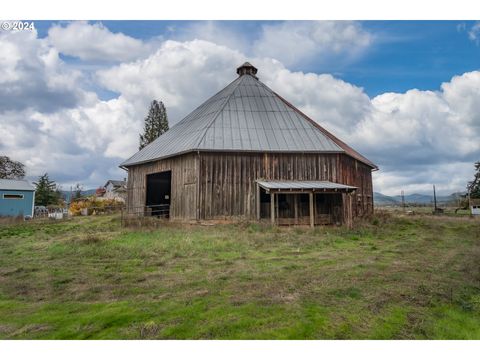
0 190 35 217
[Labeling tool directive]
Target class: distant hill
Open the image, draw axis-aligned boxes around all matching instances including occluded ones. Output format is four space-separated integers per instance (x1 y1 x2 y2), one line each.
374 192 464 206
373 192 399 205
393 193 433 204
60 189 96 202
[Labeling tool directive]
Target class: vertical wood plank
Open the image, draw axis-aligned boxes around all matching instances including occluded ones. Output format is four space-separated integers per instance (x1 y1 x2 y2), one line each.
270 192 275 225
127 151 374 223
309 192 314 228
294 194 298 225
256 182 260 220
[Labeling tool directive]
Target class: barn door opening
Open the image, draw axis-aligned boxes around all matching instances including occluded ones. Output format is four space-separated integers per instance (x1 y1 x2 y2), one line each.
259 187 271 219
145 171 171 217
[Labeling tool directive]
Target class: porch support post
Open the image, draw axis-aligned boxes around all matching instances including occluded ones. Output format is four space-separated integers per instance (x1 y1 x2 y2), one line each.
294 194 298 225
256 183 261 221
342 193 353 229
347 193 353 229
309 191 314 228
270 192 275 226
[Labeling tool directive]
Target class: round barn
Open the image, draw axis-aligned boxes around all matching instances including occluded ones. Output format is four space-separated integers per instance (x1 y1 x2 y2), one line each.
120 63 377 227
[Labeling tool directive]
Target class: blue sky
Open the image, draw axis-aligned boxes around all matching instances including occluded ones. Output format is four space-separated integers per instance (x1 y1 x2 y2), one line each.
1 20 479 195
31 20 480 96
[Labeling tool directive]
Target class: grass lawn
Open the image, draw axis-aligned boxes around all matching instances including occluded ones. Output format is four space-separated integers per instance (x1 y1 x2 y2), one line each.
0 213 479 339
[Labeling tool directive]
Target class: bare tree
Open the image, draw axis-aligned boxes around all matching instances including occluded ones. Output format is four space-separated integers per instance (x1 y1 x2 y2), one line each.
0 156 25 179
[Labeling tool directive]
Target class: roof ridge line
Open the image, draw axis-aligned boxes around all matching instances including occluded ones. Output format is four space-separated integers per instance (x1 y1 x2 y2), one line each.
193 75 246 150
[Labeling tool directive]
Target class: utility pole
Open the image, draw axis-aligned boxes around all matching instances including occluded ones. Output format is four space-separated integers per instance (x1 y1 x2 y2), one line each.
433 184 437 212
401 190 405 212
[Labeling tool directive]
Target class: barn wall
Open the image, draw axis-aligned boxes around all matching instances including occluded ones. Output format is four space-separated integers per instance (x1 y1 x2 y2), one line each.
197 152 374 221
126 153 198 220
126 151 374 222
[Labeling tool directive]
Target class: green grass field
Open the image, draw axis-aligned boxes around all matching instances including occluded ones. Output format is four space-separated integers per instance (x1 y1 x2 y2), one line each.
0 213 479 339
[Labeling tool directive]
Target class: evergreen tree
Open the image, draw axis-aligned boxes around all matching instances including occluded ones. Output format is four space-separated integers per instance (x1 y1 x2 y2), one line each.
72 183 83 200
0 156 25 179
467 161 480 198
33 173 60 206
139 100 169 150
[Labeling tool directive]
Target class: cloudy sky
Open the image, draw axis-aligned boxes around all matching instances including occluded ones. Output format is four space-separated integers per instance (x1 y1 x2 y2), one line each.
1 20 479 195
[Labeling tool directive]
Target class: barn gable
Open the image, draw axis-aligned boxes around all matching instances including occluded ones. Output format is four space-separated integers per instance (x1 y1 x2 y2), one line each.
121 63 375 169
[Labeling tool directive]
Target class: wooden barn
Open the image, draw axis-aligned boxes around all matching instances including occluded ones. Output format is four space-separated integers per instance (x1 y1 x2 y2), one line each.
121 63 377 227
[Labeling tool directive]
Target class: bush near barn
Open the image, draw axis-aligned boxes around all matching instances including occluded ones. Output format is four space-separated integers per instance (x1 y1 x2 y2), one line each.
68 197 124 216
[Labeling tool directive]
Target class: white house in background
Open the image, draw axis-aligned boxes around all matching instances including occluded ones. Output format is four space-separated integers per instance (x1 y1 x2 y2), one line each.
471 199 480 216
101 179 127 202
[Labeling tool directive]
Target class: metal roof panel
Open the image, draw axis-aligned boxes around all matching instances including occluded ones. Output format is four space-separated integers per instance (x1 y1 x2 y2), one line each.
256 180 357 191
0 179 35 191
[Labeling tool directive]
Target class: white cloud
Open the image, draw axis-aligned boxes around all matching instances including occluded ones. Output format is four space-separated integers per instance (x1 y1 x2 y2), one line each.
95 41 480 195
97 39 244 122
0 28 84 112
347 73 480 195
97 45 371 136
372 161 475 196
172 21 250 55
354 74 480 164
172 21 373 68
1 22 479 197
257 65 480 195
0 97 133 187
48 21 153 62
0 27 138 186
253 21 373 67
258 62 372 138
468 22 480 44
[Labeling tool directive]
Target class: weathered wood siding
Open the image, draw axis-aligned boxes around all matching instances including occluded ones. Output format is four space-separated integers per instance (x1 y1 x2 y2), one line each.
197 152 373 221
126 153 198 220
126 151 374 222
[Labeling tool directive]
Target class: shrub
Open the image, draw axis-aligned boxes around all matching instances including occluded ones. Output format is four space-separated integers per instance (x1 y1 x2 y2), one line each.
69 197 124 216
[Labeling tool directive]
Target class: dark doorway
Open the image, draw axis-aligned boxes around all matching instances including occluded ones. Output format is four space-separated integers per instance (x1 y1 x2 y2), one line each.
259 187 270 218
146 171 171 217
315 193 342 225
259 190 342 226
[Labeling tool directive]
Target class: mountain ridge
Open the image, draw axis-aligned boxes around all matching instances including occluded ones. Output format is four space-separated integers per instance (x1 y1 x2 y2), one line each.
374 192 463 206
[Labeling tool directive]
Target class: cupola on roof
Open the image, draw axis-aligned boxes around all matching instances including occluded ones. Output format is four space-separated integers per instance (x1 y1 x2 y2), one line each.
236 62 258 78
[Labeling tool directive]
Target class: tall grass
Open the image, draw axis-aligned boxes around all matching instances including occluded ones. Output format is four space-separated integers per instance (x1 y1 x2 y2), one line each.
0 214 479 339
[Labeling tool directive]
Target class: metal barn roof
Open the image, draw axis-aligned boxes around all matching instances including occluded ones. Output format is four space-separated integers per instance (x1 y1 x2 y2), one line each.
121 63 376 169
0 179 35 191
256 180 357 192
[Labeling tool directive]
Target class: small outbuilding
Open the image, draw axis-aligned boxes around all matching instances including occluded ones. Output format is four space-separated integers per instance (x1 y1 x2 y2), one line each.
471 199 480 216
0 179 35 218
121 63 377 226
